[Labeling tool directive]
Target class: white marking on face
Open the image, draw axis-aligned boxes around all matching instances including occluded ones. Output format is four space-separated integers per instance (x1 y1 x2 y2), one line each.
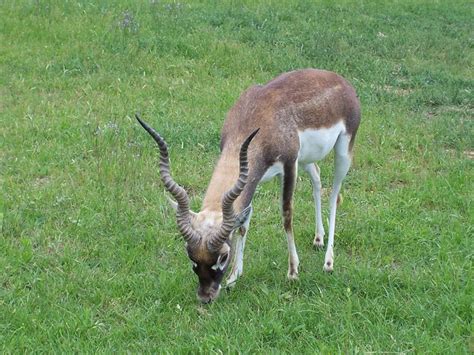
297 121 346 164
260 162 284 183
212 251 229 271
194 211 222 229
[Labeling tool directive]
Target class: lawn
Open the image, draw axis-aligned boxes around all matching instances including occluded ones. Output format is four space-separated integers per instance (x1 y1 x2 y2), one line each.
1 0 472 352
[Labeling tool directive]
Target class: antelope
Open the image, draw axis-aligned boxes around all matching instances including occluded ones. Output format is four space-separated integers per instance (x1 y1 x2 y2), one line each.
136 68 360 303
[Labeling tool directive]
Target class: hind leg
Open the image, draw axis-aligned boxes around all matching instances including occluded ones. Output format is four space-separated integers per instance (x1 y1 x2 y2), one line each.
324 134 352 272
304 163 325 248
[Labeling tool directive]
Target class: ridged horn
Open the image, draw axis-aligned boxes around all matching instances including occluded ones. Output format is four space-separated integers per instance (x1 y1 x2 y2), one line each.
208 129 260 251
136 114 200 246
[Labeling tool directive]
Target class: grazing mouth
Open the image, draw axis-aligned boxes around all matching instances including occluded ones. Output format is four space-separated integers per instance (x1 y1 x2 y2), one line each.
198 284 222 304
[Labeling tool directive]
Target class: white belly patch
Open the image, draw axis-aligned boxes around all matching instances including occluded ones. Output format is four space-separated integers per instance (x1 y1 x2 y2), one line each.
258 122 346 183
260 162 284 183
297 122 346 164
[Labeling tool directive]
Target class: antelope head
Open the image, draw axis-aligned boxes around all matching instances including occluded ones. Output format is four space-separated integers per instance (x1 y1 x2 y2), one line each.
136 114 258 303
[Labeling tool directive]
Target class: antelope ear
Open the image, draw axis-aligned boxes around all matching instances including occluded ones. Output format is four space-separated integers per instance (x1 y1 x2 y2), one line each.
167 196 198 218
233 205 252 229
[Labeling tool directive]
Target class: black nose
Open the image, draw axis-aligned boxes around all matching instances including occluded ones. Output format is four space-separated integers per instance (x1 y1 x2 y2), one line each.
197 285 220 303
197 290 213 304
199 296 213 304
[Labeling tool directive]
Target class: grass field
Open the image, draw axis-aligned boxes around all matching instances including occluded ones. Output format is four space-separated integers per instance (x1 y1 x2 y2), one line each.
1 0 473 352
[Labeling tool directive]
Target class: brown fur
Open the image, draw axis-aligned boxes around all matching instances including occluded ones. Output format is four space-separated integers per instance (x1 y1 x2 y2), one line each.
282 163 296 233
204 69 360 215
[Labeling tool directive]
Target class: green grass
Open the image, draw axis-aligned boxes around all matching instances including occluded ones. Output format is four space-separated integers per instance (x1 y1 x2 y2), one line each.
1 0 473 352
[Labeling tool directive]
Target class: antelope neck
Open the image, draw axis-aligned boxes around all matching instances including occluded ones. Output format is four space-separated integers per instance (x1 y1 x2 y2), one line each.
201 149 241 212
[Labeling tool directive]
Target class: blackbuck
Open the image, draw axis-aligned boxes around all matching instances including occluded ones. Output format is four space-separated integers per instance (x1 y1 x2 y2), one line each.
136 69 360 303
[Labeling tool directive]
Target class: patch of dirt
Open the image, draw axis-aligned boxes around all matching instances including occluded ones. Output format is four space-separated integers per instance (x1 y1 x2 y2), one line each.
33 176 51 187
390 179 408 189
464 150 474 160
437 105 473 114
382 85 414 96
47 241 64 256
425 105 474 119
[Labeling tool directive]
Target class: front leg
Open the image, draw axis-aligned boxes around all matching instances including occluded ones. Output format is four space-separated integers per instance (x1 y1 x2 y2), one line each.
282 162 299 280
226 211 252 287
304 163 325 247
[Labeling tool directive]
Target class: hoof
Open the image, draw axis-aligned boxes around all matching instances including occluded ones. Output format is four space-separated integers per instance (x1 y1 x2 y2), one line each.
225 280 237 288
323 260 333 272
287 271 299 280
225 283 236 292
313 234 324 248
287 265 299 280
225 273 240 288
